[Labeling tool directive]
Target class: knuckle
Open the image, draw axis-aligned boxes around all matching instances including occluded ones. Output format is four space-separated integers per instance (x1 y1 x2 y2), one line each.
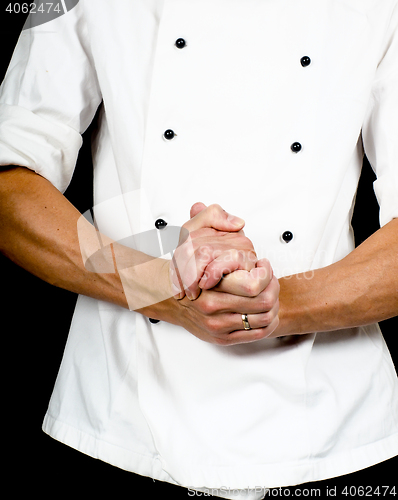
201 296 217 315
261 310 274 326
247 279 263 297
263 316 280 338
242 282 259 297
259 292 274 311
260 257 271 269
204 316 220 333
247 249 257 261
208 203 222 217
271 275 280 292
259 281 280 309
258 259 271 278
241 234 253 245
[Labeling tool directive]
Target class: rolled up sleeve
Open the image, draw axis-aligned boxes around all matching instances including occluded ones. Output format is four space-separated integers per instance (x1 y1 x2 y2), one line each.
362 2 398 227
0 1 102 192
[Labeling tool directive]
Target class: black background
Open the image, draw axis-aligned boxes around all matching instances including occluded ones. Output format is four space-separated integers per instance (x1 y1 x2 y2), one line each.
0 5 397 498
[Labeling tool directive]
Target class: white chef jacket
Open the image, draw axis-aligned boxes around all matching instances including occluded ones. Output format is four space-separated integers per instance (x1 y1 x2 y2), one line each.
1 0 398 498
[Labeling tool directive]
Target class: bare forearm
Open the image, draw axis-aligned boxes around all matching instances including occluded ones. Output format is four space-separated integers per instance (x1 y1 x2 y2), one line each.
0 167 132 308
276 219 398 336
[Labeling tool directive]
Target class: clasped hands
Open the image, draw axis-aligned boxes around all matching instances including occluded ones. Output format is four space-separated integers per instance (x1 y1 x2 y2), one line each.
169 203 280 346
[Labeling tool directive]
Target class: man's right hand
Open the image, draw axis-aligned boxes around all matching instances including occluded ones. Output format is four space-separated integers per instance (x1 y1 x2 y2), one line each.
172 258 280 345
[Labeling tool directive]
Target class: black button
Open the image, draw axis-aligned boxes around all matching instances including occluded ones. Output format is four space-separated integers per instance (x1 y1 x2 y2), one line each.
175 38 186 49
149 318 160 324
155 218 168 230
291 142 302 153
300 56 311 67
282 231 294 243
164 129 175 140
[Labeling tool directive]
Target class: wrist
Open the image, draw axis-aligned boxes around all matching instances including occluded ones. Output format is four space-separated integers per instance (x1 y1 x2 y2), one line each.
117 256 173 311
271 274 311 337
135 268 185 326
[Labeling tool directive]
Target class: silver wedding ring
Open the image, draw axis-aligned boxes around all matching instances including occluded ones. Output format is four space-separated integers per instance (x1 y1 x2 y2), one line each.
242 314 251 331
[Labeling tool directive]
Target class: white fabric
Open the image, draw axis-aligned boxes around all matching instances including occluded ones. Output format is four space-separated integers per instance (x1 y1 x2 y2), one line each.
1 1 398 497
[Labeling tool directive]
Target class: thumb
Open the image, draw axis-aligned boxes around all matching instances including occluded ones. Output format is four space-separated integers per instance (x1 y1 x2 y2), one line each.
190 202 207 219
184 203 245 232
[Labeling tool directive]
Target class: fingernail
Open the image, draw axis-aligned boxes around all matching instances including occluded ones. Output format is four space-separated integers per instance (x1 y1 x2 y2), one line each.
227 213 245 227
